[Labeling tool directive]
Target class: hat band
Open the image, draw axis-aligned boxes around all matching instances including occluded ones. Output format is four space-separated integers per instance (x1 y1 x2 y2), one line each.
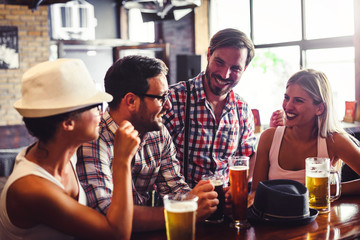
251 205 310 220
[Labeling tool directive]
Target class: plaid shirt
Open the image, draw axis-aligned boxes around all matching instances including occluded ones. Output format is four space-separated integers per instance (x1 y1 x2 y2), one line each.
76 110 190 214
163 72 256 188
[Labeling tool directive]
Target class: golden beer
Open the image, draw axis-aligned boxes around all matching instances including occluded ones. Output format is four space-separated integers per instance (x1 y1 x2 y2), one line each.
164 198 197 240
306 176 330 211
230 166 249 223
305 157 340 214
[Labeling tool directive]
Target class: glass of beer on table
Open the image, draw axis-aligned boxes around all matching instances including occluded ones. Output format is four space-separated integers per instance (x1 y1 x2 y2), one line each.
201 174 225 223
163 193 198 240
229 156 250 229
305 157 341 214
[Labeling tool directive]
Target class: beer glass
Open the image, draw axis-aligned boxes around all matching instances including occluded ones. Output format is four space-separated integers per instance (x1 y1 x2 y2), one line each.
201 174 225 223
163 193 198 240
229 156 250 229
305 157 341 214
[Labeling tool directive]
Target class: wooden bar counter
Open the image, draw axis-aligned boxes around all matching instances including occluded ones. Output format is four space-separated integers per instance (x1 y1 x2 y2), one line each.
131 196 360 240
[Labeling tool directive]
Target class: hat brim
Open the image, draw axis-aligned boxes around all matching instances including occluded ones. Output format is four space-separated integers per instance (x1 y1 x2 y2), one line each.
14 91 113 118
247 206 318 226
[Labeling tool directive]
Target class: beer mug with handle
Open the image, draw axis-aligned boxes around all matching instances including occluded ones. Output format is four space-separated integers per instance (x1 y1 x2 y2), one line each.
163 193 198 240
305 157 341 214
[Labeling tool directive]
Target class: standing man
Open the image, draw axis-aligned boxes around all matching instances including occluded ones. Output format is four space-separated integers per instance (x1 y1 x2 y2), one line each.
163 28 257 188
76 55 218 232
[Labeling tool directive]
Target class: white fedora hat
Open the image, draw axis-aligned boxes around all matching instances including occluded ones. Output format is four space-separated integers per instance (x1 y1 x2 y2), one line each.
14 58 113 118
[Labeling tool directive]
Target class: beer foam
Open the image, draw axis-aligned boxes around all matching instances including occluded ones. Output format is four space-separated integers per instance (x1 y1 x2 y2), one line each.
229 166 248 171
306 171 328 178
211 179 223 186
306 163 329 178
165 201 198 213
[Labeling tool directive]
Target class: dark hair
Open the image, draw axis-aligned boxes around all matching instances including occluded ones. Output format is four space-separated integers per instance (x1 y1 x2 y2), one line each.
208 28 255 67
104 55 168 110
23 104 99 143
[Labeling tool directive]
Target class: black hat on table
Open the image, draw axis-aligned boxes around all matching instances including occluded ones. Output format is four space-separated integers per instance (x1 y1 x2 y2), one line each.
248 179 318 226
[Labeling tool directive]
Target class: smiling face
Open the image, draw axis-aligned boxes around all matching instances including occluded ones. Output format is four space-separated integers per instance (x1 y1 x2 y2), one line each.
204 46 248 100
132 73 171 134
282 83 324 128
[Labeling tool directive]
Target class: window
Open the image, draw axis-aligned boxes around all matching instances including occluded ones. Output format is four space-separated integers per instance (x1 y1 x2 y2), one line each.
210 0 356 123
236 46 300 124
305 0 354 39
305 47 355 119
50 1 96 40
252 0 302 44
209 0 250 37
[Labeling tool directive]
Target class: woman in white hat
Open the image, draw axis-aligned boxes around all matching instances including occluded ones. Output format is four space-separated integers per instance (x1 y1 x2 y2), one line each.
0 59 140 240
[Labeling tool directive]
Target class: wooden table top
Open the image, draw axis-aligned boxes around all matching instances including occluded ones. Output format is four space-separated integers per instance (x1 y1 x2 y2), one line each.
131 196 360 240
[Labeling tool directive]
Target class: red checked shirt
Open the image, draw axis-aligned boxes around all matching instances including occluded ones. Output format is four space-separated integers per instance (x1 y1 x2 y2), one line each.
163 72 256 188
76 110 190 214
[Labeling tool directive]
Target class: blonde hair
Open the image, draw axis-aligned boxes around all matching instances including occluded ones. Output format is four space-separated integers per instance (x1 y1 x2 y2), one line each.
286 69 358 172
286 69 349 138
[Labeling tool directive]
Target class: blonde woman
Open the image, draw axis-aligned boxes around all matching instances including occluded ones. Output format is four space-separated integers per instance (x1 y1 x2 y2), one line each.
252 69 360 196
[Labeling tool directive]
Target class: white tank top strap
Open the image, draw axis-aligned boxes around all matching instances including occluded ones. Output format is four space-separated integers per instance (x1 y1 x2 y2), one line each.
269 126 285 162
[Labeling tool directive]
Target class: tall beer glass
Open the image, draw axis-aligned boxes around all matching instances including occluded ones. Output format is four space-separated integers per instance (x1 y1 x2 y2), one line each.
305 157 341 214
163 193 198 240
229 156 250 229
201 174 225 223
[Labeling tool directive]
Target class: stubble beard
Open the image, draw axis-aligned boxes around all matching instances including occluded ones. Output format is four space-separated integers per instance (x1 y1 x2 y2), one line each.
133 106 163 134
205 67 233 97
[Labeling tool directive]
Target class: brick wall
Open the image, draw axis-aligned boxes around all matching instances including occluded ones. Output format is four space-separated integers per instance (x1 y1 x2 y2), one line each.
0 5 196 125
161 12 195 85
0 4 49 126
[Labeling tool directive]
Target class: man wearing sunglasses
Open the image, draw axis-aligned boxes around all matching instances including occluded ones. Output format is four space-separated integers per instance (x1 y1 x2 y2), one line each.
76 55 218 232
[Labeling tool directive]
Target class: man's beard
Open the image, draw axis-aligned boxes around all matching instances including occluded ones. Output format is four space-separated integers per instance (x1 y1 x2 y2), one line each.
131 107 164 135
205 67 233 97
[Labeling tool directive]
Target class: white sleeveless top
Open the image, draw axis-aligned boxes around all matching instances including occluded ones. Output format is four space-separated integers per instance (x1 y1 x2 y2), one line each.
268 126 329 184
0 148 87 240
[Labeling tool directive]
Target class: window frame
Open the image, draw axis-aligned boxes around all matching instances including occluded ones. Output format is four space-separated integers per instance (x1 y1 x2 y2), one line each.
248 0 360 101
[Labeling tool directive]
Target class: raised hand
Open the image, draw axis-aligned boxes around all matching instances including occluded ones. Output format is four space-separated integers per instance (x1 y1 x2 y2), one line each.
113 120 140 165
270 110 285 127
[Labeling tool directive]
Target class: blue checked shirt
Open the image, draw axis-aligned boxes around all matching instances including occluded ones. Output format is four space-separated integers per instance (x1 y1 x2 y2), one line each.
76 110 190 214
163 72 256 188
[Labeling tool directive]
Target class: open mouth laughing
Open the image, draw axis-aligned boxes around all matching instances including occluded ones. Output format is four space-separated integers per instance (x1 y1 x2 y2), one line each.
286 112 297 120
213 74 231 86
